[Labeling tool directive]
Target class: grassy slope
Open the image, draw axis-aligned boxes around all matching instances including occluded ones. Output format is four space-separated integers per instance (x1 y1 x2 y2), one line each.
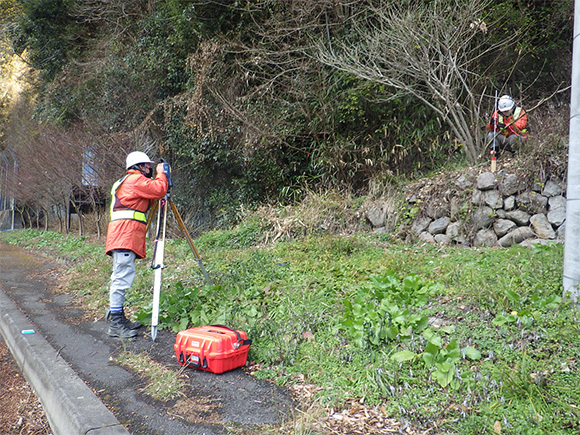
1 221 578 434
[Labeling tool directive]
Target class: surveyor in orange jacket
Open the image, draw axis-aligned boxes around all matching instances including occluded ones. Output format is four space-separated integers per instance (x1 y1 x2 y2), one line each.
105 151 168 338
487 95 529 158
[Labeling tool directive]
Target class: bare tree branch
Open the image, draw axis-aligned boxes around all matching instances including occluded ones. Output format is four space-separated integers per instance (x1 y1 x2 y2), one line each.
316 0 524 163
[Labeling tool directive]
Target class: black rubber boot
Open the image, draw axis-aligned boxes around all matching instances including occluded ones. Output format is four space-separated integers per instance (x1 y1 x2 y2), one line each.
106 308 142 330
108 313 138 338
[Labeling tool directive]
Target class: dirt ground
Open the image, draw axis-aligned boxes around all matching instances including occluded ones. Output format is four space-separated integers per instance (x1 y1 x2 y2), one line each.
0 340 51 434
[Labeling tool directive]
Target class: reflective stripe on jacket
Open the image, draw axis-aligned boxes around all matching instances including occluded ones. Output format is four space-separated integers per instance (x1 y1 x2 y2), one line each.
486 107 528 137
105 169 168 259
109 174 148 224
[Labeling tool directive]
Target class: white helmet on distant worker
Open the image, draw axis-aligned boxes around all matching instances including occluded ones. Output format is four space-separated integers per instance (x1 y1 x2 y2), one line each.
126 151 154 169
498 95 515 112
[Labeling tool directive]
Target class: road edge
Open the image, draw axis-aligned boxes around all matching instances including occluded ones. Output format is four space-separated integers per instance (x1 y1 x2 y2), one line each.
0 288 129 435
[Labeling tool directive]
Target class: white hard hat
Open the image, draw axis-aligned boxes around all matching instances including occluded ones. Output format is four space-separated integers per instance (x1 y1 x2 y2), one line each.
498 95 515 112
126 151 154 169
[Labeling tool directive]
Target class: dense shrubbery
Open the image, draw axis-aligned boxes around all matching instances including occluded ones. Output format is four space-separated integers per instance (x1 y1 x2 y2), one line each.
2 0 574 228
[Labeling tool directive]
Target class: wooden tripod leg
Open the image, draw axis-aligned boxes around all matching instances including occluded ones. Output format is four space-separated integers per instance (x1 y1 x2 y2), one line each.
168 200 213 285
146 200 159 234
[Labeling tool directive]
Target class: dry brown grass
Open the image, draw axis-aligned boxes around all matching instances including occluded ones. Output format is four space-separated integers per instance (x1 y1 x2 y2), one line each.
250 190 371 244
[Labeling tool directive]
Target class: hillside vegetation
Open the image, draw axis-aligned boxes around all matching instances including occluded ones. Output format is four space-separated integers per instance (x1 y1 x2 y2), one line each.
0 0 574 229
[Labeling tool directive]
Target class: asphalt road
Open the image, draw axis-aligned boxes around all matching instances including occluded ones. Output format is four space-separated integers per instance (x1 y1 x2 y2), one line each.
0 241 294 434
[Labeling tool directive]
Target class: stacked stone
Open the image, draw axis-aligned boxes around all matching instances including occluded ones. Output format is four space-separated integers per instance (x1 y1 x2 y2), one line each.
469 172 565 247
366 170 566 248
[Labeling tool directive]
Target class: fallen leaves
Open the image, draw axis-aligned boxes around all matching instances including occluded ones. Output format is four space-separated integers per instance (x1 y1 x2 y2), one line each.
0 342 51 434
323 400 431 435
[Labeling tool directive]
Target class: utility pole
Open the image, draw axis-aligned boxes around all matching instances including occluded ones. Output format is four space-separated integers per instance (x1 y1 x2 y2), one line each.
563 0 580 303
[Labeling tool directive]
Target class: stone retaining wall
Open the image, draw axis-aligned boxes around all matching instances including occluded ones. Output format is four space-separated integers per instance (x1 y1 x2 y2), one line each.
365 169 566 247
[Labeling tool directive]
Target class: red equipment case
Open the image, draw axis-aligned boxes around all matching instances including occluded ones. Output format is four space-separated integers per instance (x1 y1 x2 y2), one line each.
174 325 251 374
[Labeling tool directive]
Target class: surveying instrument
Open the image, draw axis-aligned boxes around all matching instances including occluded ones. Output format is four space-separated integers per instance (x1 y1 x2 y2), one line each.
146 159 212 341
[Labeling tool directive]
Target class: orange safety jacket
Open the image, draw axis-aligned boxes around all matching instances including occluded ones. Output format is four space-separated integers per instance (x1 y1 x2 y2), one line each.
105 169 168 259
486 107 529 138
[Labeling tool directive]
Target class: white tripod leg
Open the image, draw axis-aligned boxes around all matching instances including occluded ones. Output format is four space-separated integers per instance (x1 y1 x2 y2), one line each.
151 239 164 341
151 199 168 341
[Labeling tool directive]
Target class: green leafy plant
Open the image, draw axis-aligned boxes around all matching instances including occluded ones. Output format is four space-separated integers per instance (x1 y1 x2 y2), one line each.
422 330 481 388
341 272 440 347
342 297 429 347
368 273 443 306
391 328 481 389
136 282 232 331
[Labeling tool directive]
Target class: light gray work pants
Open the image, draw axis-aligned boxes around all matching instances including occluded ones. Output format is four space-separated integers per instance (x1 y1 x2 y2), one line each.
109 249 136 310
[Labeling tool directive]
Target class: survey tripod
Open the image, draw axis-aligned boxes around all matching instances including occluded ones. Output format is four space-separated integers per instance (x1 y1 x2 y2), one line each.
146 159 213 341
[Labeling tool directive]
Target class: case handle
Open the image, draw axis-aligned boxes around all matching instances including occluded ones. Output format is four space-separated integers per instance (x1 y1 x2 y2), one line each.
209 324 252 347
179 352 207 369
